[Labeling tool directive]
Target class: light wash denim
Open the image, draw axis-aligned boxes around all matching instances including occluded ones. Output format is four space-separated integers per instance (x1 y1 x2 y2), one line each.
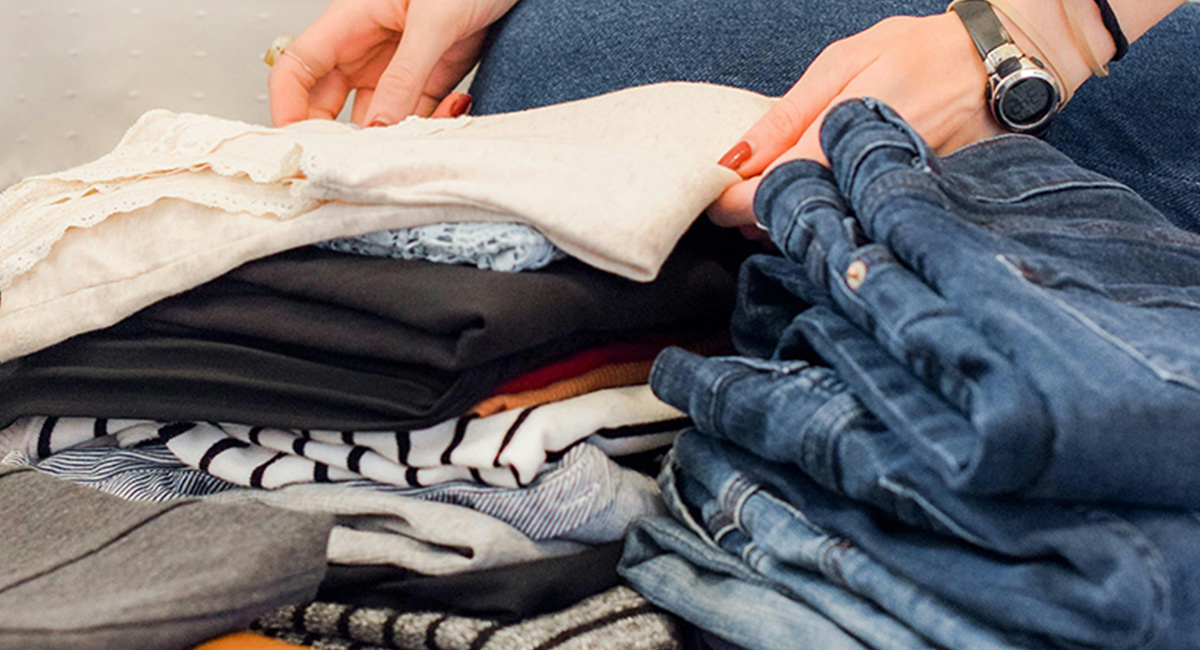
471 0 1200 233
739 98 1200 506
621 515 878 650
622 442 1052 650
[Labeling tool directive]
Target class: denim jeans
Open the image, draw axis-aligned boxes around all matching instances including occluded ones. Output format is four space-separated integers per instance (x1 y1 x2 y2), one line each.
731 99 1200 507
621 442 1044 650
471 0 1200 232
641 96 1200 648
646 358 1200 649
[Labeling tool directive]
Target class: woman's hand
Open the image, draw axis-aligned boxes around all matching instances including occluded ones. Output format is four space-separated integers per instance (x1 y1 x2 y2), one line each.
268 0 521 127
708 12 1009 233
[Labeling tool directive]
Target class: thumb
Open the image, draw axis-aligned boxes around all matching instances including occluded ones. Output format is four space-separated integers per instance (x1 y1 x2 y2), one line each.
365 16 457 125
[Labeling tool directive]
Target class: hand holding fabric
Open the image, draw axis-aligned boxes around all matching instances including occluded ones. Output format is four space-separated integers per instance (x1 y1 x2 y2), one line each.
707 13 1006 232
268 0 520 127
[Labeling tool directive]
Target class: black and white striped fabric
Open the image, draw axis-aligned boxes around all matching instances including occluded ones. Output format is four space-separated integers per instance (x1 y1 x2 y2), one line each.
253 586 682 650
2 385 687 491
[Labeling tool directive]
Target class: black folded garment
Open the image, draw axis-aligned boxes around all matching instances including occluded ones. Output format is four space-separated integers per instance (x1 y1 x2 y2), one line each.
318 542 624 621
0 233 734 431
134 234 736 371
0 326 586 431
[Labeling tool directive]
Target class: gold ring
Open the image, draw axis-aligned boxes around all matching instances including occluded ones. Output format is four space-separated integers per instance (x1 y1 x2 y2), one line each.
264 35 317 78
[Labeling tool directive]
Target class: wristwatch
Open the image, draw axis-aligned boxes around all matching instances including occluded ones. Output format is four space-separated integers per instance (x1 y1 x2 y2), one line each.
952 0 1063 134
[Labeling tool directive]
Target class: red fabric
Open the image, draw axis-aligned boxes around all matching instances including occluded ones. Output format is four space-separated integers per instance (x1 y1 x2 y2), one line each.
491 343 663 395
490 328 731 396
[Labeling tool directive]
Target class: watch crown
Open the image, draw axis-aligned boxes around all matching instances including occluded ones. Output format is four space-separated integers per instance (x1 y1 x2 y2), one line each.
996 57 1022 78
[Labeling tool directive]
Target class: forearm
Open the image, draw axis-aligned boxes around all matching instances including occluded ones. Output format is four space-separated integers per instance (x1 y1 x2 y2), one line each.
998 0 1187 94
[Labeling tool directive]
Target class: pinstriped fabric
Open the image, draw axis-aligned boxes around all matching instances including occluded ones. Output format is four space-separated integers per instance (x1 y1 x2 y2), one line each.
25 446 237 502
26 441 664 543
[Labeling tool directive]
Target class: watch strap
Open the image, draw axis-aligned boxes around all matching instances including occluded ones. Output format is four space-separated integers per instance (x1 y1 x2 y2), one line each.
952 0 1013 60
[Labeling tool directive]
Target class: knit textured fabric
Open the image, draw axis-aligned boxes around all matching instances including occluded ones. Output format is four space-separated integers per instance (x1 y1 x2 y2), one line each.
252 586 682 650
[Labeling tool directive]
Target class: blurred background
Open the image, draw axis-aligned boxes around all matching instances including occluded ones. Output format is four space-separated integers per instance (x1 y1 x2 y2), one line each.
3 1 1194 189
1 0 332 188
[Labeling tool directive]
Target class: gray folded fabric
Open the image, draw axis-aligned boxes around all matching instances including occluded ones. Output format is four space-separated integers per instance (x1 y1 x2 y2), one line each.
210 481 586 576
0 466 333 650
253 585 683 650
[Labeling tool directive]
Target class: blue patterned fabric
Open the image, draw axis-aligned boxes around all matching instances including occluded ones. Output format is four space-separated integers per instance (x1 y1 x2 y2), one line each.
317 222 566 272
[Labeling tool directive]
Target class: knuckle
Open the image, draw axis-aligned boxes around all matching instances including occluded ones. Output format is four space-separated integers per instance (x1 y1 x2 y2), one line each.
762 102 806 139
875 14 919 34
378 62 422 92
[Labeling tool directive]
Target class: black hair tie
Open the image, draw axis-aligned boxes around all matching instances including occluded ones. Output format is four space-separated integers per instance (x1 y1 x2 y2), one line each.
1091 0 1129 62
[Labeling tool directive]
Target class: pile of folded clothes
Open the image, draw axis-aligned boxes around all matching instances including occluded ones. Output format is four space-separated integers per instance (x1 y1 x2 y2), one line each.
0 82 773 650
621 100 1200 650
7 83 1198 650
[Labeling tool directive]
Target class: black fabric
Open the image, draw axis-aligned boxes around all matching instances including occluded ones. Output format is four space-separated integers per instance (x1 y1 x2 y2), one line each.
134 232 737 372
318 542 625 621
0 324 589 431
0 229 736 431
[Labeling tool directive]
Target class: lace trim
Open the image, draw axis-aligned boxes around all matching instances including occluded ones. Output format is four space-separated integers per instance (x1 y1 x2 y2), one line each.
0 108 475 290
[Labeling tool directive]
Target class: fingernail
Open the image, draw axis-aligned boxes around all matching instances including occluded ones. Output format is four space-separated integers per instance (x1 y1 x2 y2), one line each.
449 93 473 117
367 117 393 128
718 141 753 171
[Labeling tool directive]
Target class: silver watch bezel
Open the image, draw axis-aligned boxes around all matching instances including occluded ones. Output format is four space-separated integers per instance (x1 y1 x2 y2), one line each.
985 44 1063 134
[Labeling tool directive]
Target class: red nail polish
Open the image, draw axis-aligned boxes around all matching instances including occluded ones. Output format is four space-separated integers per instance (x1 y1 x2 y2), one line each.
367 117 392 128
718 141 753 171
450 94 473 117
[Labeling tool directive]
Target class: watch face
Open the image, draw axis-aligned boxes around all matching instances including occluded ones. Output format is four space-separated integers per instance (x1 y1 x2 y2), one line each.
1000 78 1055 126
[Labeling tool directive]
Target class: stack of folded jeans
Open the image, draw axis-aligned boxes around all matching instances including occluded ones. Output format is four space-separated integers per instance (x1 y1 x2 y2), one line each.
622 99 1200 650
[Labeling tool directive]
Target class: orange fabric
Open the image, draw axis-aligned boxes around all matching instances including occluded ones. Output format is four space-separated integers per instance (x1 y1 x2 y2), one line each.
473 334 732 417
489 343 664 396
472 359 655 416
191 631 311 650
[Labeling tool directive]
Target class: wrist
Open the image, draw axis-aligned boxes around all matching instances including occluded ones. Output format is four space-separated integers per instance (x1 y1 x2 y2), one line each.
990 0 1094 95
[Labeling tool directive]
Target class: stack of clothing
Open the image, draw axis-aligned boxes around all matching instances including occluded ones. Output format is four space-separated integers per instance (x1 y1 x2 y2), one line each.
620 100 1200 650
0 82 775 650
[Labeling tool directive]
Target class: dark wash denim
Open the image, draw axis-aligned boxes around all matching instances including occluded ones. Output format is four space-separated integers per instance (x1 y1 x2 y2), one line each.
640 101 1200 647
740 99 1200 506
471 0 1200 233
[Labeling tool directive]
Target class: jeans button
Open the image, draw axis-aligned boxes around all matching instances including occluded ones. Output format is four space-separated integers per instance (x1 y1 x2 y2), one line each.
845 259 868 290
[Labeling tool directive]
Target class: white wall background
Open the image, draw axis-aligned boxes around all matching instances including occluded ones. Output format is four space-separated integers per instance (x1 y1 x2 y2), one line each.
1 0 333 188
